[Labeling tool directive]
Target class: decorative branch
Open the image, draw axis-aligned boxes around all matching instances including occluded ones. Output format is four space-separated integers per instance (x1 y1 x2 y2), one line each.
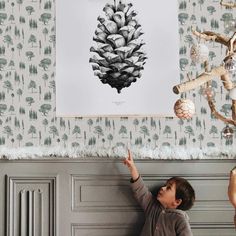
220 73 234 90
232 100 236 121
173 3 236 127
192 29 229 47
173 62 236 125
208 100 236 126
229 32 236 54
173 66 227 94
204 60 236 126
192 29 236 53
220 0 236 8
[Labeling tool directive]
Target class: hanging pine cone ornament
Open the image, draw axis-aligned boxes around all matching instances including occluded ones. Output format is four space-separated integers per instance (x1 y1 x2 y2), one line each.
89 0 147 94
174 99 195 119
190 43 209 63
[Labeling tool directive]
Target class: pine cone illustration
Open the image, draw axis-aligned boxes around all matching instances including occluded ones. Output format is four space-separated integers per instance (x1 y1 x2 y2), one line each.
89 0 147 94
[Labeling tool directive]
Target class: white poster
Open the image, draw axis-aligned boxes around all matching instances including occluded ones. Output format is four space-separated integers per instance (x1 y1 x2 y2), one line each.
56 0 179 116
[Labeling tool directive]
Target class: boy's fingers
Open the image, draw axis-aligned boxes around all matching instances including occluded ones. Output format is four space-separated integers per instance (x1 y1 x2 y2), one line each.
128 149 132 160
123 158 132 166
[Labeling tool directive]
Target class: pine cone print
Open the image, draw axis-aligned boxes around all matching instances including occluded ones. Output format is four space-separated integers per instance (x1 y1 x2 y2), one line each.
89 0 147 94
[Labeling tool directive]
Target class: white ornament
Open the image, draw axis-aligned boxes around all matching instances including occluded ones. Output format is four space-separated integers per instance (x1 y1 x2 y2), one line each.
174 99 195 119
190 44 209 63
229 87 236 100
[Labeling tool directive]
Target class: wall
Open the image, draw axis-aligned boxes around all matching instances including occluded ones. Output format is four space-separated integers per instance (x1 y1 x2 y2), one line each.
0 2 235 235
0 0 235 155
0 159 235 236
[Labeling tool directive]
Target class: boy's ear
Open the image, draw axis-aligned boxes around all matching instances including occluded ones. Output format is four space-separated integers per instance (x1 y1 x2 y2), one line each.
174 198 182 208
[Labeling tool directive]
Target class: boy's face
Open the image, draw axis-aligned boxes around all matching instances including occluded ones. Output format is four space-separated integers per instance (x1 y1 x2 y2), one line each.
157 180 182 209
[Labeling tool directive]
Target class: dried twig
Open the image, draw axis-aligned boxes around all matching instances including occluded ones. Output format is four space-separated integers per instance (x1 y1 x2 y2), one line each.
192 29 236 54
220 0 236 8
173 66 227 94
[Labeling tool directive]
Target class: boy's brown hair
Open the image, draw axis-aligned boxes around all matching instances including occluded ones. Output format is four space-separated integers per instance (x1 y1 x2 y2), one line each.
168 177 195 211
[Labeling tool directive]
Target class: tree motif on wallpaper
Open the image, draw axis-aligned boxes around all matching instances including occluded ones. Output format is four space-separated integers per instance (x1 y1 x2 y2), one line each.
0 0 235 151
89 0 147 94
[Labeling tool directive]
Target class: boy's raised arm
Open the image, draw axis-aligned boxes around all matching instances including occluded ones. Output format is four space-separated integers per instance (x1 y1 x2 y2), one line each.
123 149 139 181
123 150 153 213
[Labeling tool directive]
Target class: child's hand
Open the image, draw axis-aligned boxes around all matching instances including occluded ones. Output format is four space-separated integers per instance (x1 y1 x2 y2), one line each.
123 149 135 170
123 149 139 181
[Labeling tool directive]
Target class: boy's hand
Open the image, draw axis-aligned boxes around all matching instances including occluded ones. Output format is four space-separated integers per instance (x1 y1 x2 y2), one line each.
123 149 135 170
123 149 139 181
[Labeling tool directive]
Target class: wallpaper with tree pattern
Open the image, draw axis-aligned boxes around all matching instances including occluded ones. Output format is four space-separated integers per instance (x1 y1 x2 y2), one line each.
0 0 235 152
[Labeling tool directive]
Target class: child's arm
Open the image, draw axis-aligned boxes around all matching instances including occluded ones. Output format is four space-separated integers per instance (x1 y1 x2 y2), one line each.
123 149 139 181
228 167 236 208
123 150 153 212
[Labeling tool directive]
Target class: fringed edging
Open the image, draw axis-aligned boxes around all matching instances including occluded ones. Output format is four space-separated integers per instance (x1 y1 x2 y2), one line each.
0 146 235 160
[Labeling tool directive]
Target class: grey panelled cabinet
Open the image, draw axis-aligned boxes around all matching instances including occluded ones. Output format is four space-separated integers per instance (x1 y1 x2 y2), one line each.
0 158 235 236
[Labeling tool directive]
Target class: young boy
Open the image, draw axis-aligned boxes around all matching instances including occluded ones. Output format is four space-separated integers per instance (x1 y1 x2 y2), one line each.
123 150 195 236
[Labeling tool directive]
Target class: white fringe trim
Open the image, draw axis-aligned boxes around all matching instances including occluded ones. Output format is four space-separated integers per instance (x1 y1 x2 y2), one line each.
0 146 235 160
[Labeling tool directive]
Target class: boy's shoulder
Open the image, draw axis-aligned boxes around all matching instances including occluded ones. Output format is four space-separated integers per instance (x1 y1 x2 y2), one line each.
165 208 190 221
